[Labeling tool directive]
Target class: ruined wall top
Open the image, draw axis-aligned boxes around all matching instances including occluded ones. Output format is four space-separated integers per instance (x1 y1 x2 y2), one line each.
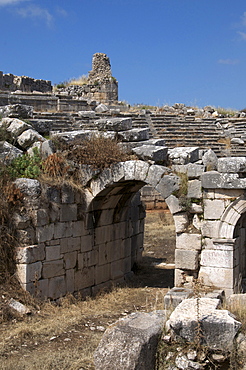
0 71 52 93
88 53 113 84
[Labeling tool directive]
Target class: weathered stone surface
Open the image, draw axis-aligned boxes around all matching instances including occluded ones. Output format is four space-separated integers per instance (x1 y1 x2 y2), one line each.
165 194 182 214
218 157 246 173
94 311 166 370
164 287 194 309
201 249 233 269
203 199 225 220
173 213 189 233
166 298 241 351
14 178 41 198
30 119 53 134
17 245 45 264
95 117 132 131
132 145 168 163
118 128 149 142
202 149 218 170
8 298 31 315
201 171 246 189
172 163 205 179
0 140 23 164
176 233 201 251
17 128 45 149
0 104 33 118
187 180 202 198
95 103 109 113
17 261 42 283
156 174 180 199
78 110 96 118
6 118 32 137
175 249 199 270
168 147 199 165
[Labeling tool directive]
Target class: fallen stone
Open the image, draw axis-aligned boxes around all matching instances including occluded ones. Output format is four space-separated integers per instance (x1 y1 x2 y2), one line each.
118 128 149 142
202 149 218 171
132 145 168 163
201 171 246 189
164 287 194 309
0 104 33 118
95 103 109 113
6 118 32 137
231 137 244 145
217 157 246 173
94 311 166 370
168 147 199 165
78 110 96 118
0 141 23 164
166 298 241 351
17 128 45 149
95 117 132 131
30 119 53 134
8 298 31 315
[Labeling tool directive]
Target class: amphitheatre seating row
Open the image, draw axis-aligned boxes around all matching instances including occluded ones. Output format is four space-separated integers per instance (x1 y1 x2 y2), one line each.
30 111 246 157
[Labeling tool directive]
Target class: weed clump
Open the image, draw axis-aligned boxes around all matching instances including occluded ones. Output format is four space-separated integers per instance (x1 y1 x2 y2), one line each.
65 135 130 170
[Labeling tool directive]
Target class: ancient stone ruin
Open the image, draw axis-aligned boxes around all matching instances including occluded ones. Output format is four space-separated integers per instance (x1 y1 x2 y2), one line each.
0 53 246 301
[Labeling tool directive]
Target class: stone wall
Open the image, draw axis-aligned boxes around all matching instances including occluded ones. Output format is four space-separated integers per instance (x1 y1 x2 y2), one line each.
0 72 52 93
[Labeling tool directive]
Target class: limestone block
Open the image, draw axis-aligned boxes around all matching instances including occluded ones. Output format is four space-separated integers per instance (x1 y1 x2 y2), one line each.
66 268 75 293
156 174 180 199
17 128 45 149
145 164 170 187
214 189 244 199
187 179 202 199
78 110 96 118
32 209 49 227
164 287 194 309
24 278 49 299
95 117 132 131
166 298 240 351
13 212 31 229
172 163 205 178
71 220 86 237
64 251 77 269
201 171 246 189
202 149 218 170
16 227 36 245
132 145 168 163
46 245 61 261
123 256 132 273
17 245 45 264
6 118 32 137
54 222 72 239
175 249 199 270
165 194 182 214
48 276 66 300
95 263 110 285
0 141 23 164
201 220 220 238
60 236 81 253
203 199 225 220
46 186 61 203
147 138 166 146
86 250 99 267
51 129 92 145
173 213 189 233
30 119 52 134
95 225 113 245
201 249 233 269
192 214 202 231
74 267 95 290
175 268 188 286
14 178 41 198
218 157 246 173
90 168 113 196
111 259 124 280
17 261 42 284
118 128 149 142
94 311 166 370
81 234 93 252
189 203 203 214
61 184 75 203
168 147 199 165
36 224 54 243
176 233 201 251
198 266 234 289
0 104 33 118
95 103 109 113
60 204 77 222
42 260 64 279
134 160 150 182
111 162 125 182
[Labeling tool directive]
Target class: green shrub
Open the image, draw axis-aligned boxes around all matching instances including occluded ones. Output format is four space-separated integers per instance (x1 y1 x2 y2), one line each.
8 147 42 179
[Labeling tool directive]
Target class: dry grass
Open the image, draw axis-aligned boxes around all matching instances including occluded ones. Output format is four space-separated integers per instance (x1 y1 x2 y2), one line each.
0 285 167 369
67 75 88 86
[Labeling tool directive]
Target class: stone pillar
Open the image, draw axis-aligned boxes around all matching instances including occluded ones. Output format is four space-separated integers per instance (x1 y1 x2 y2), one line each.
199 238 236 296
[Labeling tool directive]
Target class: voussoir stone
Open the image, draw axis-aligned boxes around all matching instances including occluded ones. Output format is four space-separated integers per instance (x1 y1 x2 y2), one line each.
94 311 166 370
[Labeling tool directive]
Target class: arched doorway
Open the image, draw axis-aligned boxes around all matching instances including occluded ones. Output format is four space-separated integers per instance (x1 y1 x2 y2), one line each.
234 212 246 292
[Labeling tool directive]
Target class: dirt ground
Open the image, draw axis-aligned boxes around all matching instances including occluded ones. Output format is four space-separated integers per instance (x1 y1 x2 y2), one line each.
0 209 176 370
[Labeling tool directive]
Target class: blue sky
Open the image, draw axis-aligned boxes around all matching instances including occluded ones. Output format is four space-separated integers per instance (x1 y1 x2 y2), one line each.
1 0 246 110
